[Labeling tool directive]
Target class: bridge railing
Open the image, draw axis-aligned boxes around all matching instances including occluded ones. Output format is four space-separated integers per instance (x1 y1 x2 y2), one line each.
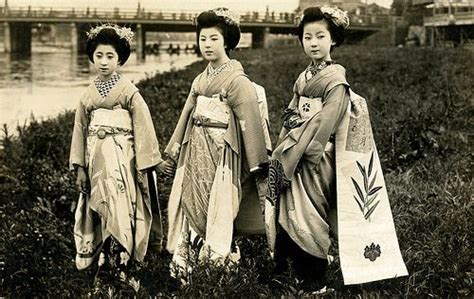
0 6 391 27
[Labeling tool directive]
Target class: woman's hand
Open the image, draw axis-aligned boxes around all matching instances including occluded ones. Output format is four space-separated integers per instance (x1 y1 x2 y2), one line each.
155 159 176 177
282 107 304 130
76 166 88 193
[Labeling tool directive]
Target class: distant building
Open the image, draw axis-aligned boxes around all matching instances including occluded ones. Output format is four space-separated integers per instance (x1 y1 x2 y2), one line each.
413 0 474 47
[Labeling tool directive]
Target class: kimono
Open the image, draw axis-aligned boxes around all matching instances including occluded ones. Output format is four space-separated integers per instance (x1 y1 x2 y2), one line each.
69 74 163 270
267 63 407 285
165 60 268 269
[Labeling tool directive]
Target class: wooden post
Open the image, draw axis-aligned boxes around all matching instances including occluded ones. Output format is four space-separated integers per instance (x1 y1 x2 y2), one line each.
136 23 145 60
4 22 31 54
252 27 271 49
4 22 11 53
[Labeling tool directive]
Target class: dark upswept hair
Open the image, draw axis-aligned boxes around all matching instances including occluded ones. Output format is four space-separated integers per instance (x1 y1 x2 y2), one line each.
195 9 241 55
86 28 131 65
296 7 346 49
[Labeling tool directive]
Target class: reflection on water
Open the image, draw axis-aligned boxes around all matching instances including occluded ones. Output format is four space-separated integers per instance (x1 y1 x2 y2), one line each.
0 47 200 131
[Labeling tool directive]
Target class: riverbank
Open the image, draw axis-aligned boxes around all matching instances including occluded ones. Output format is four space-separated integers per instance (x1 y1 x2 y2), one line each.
0 50 201 131
1 45 472 297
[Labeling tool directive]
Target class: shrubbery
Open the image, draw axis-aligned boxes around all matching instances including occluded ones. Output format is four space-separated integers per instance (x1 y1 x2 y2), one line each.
1 46 472 297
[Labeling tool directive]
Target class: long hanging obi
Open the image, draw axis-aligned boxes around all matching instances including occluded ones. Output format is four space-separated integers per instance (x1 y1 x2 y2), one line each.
266 64 407 285
165 60 269 269
334 91 408 284
70 77 163 270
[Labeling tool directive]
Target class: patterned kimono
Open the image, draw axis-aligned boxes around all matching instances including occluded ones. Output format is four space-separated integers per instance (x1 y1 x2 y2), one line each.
267 63 407 285
165 60 268 269
70 74 163 271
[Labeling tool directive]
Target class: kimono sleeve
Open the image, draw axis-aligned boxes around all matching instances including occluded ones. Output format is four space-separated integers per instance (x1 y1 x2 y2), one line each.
277 73 304 142
164 79 198 161
129 91 163 171
278 92 299 141
69 95 88 171
227 76 268 171
304 84 350 166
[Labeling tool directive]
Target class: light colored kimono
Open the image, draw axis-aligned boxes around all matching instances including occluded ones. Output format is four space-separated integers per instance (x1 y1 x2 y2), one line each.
165 60 268 268
267 64 407 284
69 76 163 270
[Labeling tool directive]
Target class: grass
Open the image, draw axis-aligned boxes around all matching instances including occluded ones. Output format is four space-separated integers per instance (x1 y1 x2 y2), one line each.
1 45 472 297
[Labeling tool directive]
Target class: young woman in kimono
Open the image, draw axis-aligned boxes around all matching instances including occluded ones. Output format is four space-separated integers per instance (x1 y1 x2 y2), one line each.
69 24 174 279
266 7 350 291
267 6 407 291
165 8 269 271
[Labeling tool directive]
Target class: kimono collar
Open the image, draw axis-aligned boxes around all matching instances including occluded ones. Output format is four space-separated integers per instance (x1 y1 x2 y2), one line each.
295 64 346 97
196 60 245 96
94 73 122 98
305 60 336 82
206 60 233 85
89 74 125 101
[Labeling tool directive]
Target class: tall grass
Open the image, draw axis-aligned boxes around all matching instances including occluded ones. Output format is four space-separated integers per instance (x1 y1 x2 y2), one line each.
1 45 472 297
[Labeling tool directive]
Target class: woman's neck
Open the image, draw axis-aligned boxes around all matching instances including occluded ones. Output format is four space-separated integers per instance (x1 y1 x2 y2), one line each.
311 54 332 66
311 59 331 66
210 56 230 69
98 71 117 82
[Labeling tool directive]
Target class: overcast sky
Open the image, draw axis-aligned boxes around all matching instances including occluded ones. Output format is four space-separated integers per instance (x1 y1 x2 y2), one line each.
6 0 394 13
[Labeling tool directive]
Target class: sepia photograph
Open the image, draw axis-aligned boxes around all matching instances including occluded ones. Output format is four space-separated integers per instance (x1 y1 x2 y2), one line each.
0 0 472 297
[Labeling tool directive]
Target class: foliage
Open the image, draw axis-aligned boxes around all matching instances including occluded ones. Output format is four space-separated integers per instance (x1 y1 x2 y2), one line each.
1 45 472 297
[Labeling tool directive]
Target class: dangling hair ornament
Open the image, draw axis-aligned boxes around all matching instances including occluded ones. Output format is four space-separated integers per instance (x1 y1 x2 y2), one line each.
320 6 350 28
212 7 240 26
87 24 135 44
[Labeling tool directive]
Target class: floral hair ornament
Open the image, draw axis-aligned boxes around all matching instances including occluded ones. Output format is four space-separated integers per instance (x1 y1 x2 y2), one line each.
320 6 350 28
212 7 240 26
86 24 135 44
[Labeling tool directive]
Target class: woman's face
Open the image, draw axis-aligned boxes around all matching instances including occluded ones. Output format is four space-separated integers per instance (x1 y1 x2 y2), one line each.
199 27 227 62
93 44 120 80
302 19 334 63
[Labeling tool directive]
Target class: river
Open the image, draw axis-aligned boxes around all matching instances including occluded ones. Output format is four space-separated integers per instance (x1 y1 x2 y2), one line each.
0 45 201 133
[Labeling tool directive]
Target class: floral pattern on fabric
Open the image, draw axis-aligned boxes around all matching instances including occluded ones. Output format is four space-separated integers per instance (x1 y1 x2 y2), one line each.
99 237 131 270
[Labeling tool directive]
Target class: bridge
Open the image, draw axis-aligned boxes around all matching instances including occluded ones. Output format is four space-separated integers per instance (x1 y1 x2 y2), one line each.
0 5 390 58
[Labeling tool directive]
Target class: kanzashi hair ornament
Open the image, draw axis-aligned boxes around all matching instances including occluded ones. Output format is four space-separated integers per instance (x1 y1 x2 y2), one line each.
212 7 240 26
87 24 135 44
320 6 350 28
294 6 350 29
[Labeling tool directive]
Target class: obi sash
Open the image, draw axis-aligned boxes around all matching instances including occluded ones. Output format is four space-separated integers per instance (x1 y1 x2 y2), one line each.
298 96 323 121
335 90 408 284
88 108 133 137
193 95 230 128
